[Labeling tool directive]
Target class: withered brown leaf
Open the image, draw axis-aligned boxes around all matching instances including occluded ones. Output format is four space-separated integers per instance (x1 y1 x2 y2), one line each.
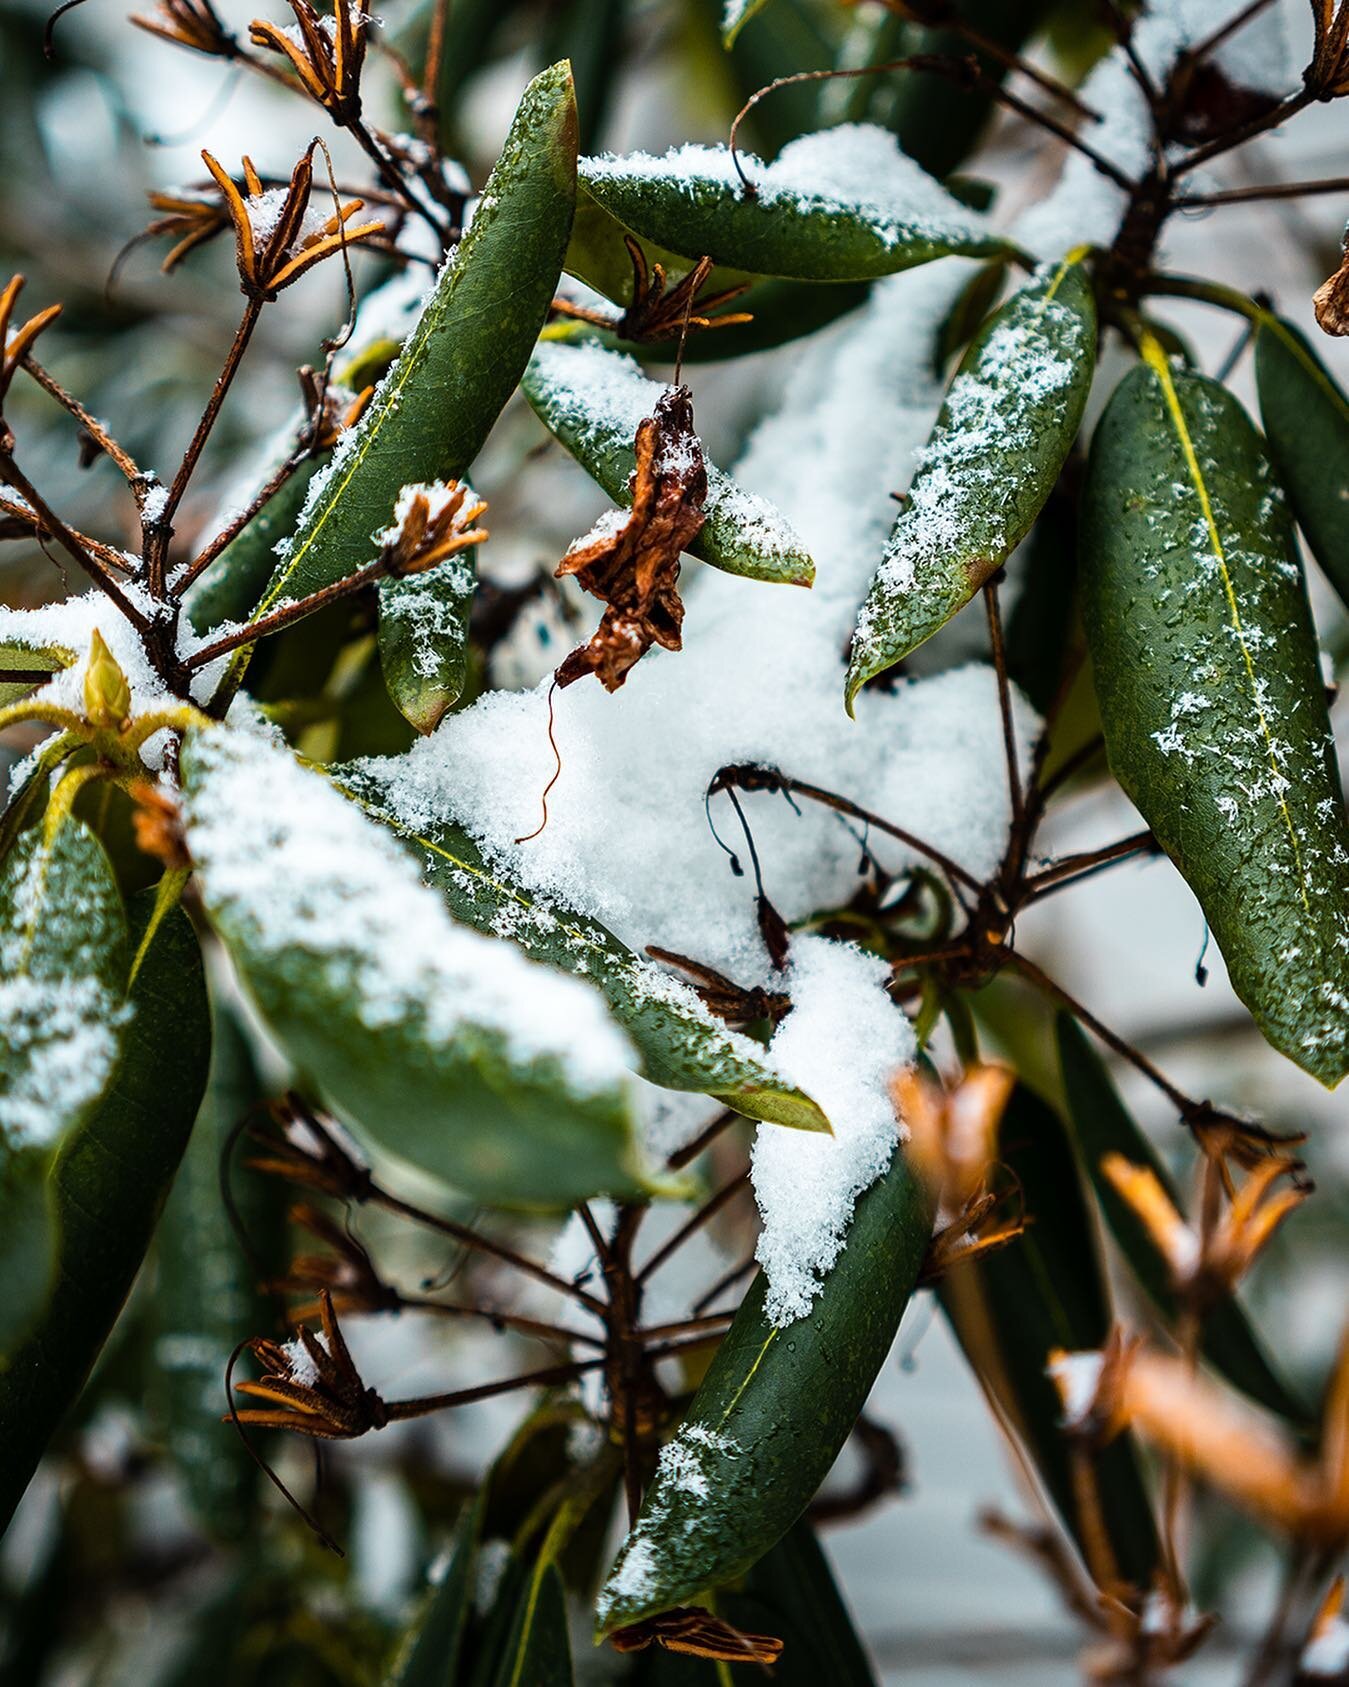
609 1606 784 1664
554 385 706 692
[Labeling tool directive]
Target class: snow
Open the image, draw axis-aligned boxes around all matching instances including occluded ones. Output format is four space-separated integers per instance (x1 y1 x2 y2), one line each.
283 1332 324 1387
1046 1350 1105 1428
180 725 638 1100
582 124 991 252
1303 1616 1349 1679
751 937 914 1325
1015 0 1295 262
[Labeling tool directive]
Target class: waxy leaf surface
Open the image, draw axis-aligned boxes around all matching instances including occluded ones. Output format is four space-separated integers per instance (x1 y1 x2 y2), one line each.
595 1146 930 1632
1081 348 1349 1087
847 255 1095 706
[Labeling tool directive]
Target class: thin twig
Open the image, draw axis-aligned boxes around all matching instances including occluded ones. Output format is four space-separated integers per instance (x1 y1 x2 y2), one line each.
984 579 1023 839
1181 176 1349 207
1022 830 1158 898
386 1357 604 1418
182 556 388 668
666 1108 738 1172
636 1171 751 1283
174 447 310 596
397 1295 604 1349
19 356 143 488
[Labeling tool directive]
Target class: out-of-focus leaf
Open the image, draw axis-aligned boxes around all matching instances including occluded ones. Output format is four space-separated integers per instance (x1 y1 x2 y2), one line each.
181 728 653 1210
492 1561 573 1687
1056 1014 1307 1426
523 339 814 586
933 258 1007 375
722 0 776 45
378 548 477 735
686 0 833 155
0 640 70 709
255 63 578 618
595 1148 931 1633
846 253 1095 707
183 456 326 636
150 1005 280 1542
342 781 828 1132
1005 471 1080 715
577 137 1010 285
0 893 209 1531
0 1147 55 1366
0 810 129 1157
385 1497 484 1686
1254 313 1349 612
940 1083 1160 1589
1081 343 1349 1088
541 0 627 153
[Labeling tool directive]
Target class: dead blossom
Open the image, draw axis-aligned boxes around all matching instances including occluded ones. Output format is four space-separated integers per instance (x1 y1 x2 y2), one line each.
200 146 384 301
249 0 369 123
555 384 707 692
551 236 753 345
0 277 62 427
272 1203 401 1321
142 188 232 274
130 0 236 58
608 1607 785 1664
229 1289 390 1441
1314 232 1349 336
378 480 489 578
1306 0 1349 99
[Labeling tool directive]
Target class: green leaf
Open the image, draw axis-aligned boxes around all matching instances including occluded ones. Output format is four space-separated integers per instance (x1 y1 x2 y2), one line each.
254 62 579 619
341 782 828 1133
181 727 653 1210
0 640 71 709
940 1083 1160 1589
540 0 626 154
523 339 815 586
1254 313 1349 614
0 1147 56 1365
846 253 1095 706
492 1562 573 1687
0 892 210 1531
577 132 1010 284
378 547 478 735
1056 1014 1308 1426
595 1147 931 1633
723 0 776 46
183 456 327 637
0 809 129 1155
386 1498 483 1686
150 1004 281 1542
1080 341 1349 1088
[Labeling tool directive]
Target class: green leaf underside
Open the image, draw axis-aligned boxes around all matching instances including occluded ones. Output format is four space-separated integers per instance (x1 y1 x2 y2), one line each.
1056 1015 1307 1425
1081 344 1349 1088
253 62 579 620
181 732 649 1211
0 640 72 709
1254 314 1349 614
151 1006 279 1541
386 1499 482 1685
342 781 828 1133
595 1147 931 1633
378 549 477 734
522 339 815 586
846 254 1096 706
577 141 1010 284
0 895 210 1531
941 1084 1159 1588
0 813 129 1158
183 456 326 637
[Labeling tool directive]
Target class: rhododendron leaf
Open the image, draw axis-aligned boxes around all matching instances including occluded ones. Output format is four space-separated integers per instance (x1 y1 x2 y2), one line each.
1081 346 1349 1088
846 254 1095 708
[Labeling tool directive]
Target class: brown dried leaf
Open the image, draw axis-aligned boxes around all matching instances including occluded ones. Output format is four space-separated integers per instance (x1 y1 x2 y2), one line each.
555 384 706 692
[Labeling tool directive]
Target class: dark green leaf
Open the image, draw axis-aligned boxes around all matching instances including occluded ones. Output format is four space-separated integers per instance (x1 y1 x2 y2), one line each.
1005 470 1081 715
523 338 815 586
686 0 832 156
0 892 210 1531
0 810 129 1153
722 0 776 45
183 456 326 636
150 1004 280 1542
378 549 477 734
343 783 829 1133
576 135 1010 284
933 257 1007 376
846 253 1095 707
0 1147 55 1364
595 1148 931 1633
940 1083 1160 1588
541 0 626 153
635 277 871 363
181 728 654 1210
1080 342 1349 1088
1056 1014 1308 1426
386 1498 484 1686
1254 313 1349 613
492 1561 573 1687
254 62 578 618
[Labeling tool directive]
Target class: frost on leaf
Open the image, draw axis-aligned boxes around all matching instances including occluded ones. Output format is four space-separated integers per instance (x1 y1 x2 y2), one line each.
555 385 706 692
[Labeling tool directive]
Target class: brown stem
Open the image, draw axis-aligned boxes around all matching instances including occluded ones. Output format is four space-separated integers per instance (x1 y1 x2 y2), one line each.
1021 830 1158 900
20 357 143 488
370 1185 609 1315
636 1312 735 1343
636 1171 751 1284
984 579 1024 844
386 1356 605 1418
182 557 387 668
666 1108 738 1172
346 119 447 244
0 456 152 631
1184 0 1278 67
1175 87 1315 175
174 448 309 596
1034 735 1106 807
154 296 265 587
1181 176 1349 207
397 1295 605 1349
692 1255 757 1315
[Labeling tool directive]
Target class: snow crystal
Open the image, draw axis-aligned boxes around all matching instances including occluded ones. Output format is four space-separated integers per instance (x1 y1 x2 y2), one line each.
180 727 637 1098
751 937 914 1325
283 1332 325 1387
654 1422 736 1498
1047 1350 1105 1428
582 124 990 253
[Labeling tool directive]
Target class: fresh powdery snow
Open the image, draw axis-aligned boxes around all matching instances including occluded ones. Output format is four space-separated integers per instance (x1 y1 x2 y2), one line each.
180 725 637 1100
754 938 915 1324
581 123 991 250
354 263 1038 1322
